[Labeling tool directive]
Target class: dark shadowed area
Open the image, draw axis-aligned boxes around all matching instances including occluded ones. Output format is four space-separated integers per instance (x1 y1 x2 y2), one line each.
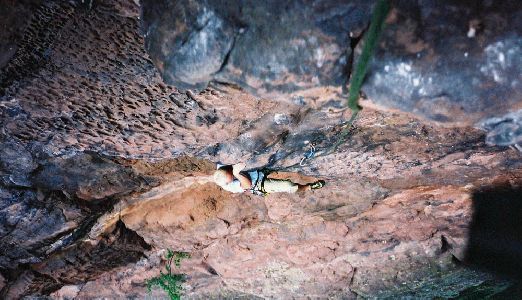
466 184 522 279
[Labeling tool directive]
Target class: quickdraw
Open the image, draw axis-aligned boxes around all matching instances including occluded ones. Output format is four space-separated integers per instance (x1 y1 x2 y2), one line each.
299 141 316 166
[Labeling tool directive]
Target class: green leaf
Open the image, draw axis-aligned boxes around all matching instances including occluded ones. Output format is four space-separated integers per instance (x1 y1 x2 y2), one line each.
166 248 175 259
146 250 191 300
146 273 186 300
331 0 390 152
347 0 390 113
174 252 190 268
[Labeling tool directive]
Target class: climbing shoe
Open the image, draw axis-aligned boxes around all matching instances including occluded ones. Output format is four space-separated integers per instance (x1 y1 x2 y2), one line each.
310 180 325 190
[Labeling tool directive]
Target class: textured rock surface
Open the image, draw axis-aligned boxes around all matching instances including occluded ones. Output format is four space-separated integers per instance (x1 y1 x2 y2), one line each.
0 0 521 298
0 0 43 70
142 0 373 94
362 0 522 126
479 109 522 147
142 0 522 128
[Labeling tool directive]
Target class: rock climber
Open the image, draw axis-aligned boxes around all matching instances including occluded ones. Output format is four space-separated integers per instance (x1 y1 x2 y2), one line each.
213 163 325 195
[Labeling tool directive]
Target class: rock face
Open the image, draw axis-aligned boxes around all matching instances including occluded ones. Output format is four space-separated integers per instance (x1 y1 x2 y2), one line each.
0 0 521 299
479 109 522 147
141 0 373 94
363 0 522 126
0 0 41 69
142 0 522 128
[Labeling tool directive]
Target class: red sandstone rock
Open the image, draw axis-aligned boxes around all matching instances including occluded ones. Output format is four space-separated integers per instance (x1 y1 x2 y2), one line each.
0 0 521 299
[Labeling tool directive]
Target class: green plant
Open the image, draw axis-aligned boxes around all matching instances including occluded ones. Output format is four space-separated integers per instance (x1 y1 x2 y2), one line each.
173 251 190 268
332 0 390 151
146 249 191 300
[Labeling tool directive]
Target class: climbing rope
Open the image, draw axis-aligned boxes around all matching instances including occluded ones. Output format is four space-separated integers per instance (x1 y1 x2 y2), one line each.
304 0 391 160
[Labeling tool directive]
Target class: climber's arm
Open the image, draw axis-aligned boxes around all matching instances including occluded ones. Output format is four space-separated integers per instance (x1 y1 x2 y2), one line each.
233 163 252 190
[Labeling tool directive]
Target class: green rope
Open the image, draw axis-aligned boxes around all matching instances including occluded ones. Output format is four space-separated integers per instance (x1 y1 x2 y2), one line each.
331 0 390 152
